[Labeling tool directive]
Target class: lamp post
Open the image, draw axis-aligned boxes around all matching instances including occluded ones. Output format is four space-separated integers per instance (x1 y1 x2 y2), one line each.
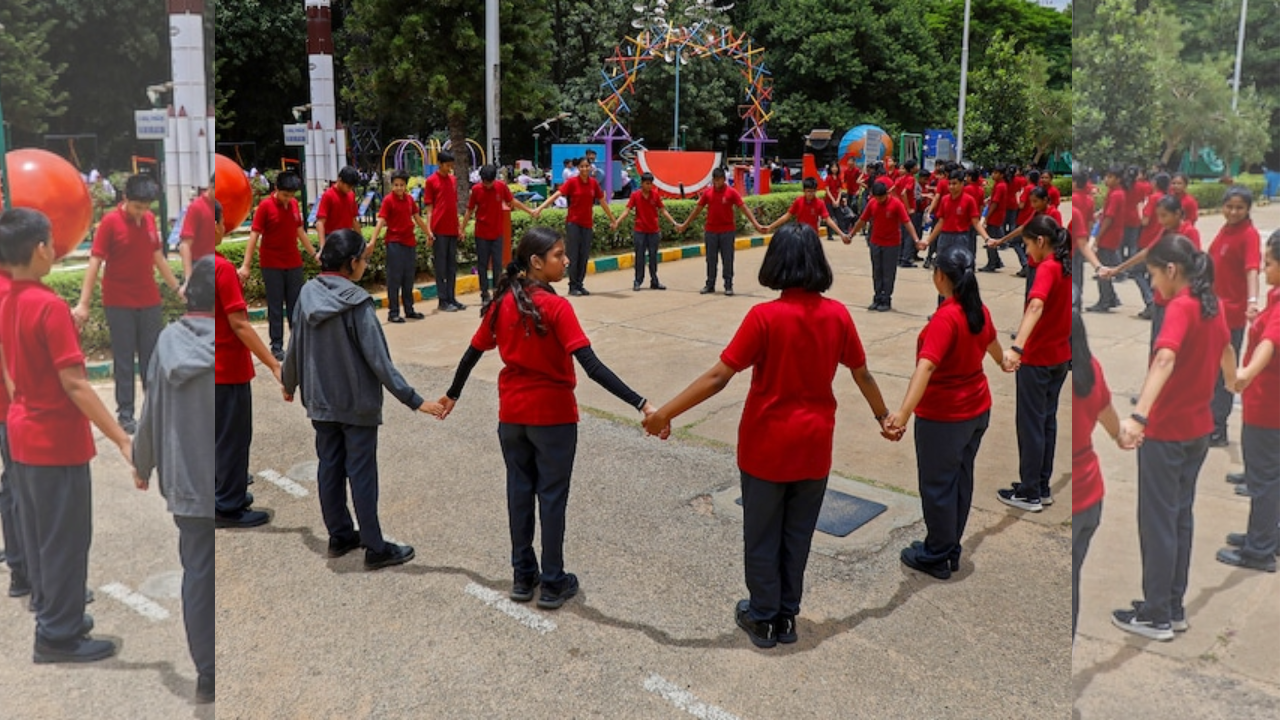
1231 0 1248 112
955 0 972 163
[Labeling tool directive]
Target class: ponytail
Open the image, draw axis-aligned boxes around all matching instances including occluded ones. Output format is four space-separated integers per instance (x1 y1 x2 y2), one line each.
1147 234 1218 319
485 226 564 335
936 245 986 335
1188 252 1218 319
1025 214 1072 278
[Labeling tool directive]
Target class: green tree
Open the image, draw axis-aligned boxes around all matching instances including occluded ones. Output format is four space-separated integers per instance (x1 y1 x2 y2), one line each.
1072 0 1166 168
1026 54 1071 164
0 0 68 136
927 0 1073 90
343 0 556 207
962 33 1032 166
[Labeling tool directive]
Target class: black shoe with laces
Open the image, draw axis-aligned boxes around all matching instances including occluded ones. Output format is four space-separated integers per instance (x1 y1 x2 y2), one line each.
724 287 735 297
1111 608 1174 640
326 534 361 558
406 310 426 320
510 575 540 603
735 599 777 648
364 542 414 570
650 281 667 290
775 613 798 644
1225 532 1280 556
537 573 579 609
33 635 118 664
699 285 715 295
900 545 952 579
1208 430 1230 447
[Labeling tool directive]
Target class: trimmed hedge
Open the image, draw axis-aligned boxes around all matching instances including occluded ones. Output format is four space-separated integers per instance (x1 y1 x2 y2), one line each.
220 192 806 304
46 260 189 358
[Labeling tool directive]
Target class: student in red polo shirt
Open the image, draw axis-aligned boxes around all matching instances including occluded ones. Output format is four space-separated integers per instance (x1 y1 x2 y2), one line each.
237 172 318 360
0 246 27 599
1098 173 1170 319
884 244 1006 580
0 208 133 663
822 161 845 229
1219 230 1280 571
765 177 847 240
611 172 678 292
179 183 217 292
979 167 1011 273
214 198 279 529
1113 235 1236 641
1086 168 1127 313
1040 171 1061 207
677 167 766 296
921 171 991 270
1208 186 1262 447
1170 173 1200 226
1071 312 1127 637
891 159 922 267
73 175 183 434
463 164 541 308
538 156 617 297
369 169 431 323
644 223 894 647
423 152 467 312
440 227 653 610
996 216 1073 512
848 181 917 312
315 166 362 251
843 160 866 218
1121 166 1147 268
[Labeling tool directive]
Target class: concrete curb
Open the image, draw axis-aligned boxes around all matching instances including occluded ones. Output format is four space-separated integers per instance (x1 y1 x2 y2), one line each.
243 228 836 321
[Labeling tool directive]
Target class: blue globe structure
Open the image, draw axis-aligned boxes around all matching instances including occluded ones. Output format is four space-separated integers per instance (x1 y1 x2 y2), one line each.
838 125 894 168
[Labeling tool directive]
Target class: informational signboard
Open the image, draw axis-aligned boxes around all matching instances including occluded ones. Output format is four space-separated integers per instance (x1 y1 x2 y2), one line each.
283 124 308 147
135 110 168 140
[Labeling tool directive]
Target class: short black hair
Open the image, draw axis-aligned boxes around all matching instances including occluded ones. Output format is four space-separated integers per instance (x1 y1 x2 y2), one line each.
390 169 410 183
186 255 215 312
640 172 654 184
871 181 888 197
276 172 303 192
437 150 455 164
802 177 818 190
758 222 833 293
712 167 726 180
479 164 498 182
125 174 160 202
0 208 52 266
338 166 360 186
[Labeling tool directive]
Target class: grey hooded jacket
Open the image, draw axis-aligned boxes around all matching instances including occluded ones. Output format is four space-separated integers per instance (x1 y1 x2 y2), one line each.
132 315 214 519
282 274 424 425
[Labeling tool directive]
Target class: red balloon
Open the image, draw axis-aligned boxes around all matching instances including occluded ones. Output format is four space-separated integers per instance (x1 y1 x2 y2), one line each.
214 154 253 231
1 148 93 259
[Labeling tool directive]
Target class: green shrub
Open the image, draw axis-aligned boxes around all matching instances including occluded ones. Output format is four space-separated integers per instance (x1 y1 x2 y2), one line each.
220 192 806 304
45 260 188 358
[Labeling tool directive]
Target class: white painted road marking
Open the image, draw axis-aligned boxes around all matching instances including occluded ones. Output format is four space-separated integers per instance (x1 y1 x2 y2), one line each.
100 582 170 622
463 582 557 635
258 469 308 498
643 674 742 720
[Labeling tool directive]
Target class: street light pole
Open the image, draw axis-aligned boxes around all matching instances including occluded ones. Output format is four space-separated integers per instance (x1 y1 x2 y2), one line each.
955 0 971 164
673 49 682 150
1232 0 1248 112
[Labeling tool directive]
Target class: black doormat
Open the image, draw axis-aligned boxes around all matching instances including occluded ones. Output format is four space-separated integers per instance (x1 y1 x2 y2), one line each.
735 488 888 538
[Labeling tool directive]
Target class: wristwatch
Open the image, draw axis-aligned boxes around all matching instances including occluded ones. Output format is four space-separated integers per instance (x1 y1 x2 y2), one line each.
1130 413 1149 426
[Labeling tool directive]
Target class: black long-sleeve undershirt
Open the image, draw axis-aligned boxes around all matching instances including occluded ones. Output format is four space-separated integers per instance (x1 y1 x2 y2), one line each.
446 344 646 412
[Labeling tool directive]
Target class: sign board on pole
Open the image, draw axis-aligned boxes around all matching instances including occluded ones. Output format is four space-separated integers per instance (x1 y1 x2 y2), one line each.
283 124 308 147
135 110 168 140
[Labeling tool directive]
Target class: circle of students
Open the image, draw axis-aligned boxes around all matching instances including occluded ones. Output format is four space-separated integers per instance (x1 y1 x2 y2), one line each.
0 172 219 702
1071 164 1278 645
210 152 1076 652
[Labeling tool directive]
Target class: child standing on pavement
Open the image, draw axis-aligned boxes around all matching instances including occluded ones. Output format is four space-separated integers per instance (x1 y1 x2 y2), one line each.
315 165 362 252
1207 186 1262 448
611 173 678 292
765 177 848 240
0 208 133 663
848 181 918 312
462 164 541 311
440 227 654 610
282 229 442 571
538 157 616 297
423 152 467 312
644 223 895 648
369 169 432 323
677 167 767 296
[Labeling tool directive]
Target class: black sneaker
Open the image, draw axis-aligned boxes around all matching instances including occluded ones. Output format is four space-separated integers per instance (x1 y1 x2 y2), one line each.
450 301 468 311
196 673 215 704
1216 547 1277 573
364 542 414 570
922 258 933 269
9 572 32 598
650 282 667 290
1040 491 1054 507
776 613 798 644
1084 303 1113 313
240 492 254 511
699 285 715 295
633 282 642 291
326 534 362 558
866 302 880 311
1129 600 1188 632
79 613 94 637
1226 472 1246 484
568 288 584 297
978 265 1000 273
510 575 540 603
900 545 952 580
119 418 138 435
271 348 285 362
388 315 406 323
577 288 591 297
1235 484 1251 497
996 488 1042 513
910 540 959 571
1111 608 1174 641
1208 430 1229 448
33 635 118 664
439 304 459 313
1225 532 1280 556
406 311 426 320
215 509 270 529
536 573 579 610
735 599 777 648
724 288 735 297
1136 305 1154 320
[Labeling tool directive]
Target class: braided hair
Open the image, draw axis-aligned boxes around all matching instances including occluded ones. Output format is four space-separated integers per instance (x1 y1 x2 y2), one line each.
1147 234 1218 319
486 226 563 336
1024 214 1072 278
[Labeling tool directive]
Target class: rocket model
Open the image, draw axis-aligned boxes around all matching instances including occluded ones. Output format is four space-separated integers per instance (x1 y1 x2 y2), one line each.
165 0 213 224
306 0 345 204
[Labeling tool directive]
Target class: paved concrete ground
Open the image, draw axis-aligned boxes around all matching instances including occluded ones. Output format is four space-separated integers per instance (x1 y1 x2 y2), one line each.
1073 201 1280 720
0 383 214 720
216 227 1071 719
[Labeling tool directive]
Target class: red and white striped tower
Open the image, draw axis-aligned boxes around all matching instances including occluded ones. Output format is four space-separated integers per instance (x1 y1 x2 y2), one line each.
165 0 212 221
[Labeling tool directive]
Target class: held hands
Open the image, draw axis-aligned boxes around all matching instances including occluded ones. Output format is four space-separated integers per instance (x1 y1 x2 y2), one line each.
133 472 149 491
641 403 672 440
436 396 457 420
1233 370 1255 393
71 303 90 329
1001 349 1021 373
1118 417 1145 449
417 399 446 418
881 412 907 442
237 265 251 283
1247 301 1260 321
1097 266 1118 280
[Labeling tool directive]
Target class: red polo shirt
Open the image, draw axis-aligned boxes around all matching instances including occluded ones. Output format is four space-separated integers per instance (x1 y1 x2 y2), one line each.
561 175 604 229
1124 184 1146 228
378 192 420 247
0 280 95 466
1023 256 1071 366
698 184 745 234
860 196 911 247
894 174 916 209
938 193 979 233
316 185 358 233
1147 287 1230 441
0 270 10 421
844 169 865 196
1072 190 1095 230
964 182 985 211
1137 191 1165 250
627 188 665 234
1072 357 1110 514
915 297 996 422
471 286 590 426
1016 185 1037 227
1096 188 1127 251
91 206 162 308
1043 183 1061 206
468 181 515 240
1243 287 1280 429
422 171 460 236
1209 220 1262 330
720 289 866 482
987 181 1008 216
214 253 254 385
824 174 843 203
180 193 217 259
251 193 305 269
788 196 829 232
1177 192 1200 224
